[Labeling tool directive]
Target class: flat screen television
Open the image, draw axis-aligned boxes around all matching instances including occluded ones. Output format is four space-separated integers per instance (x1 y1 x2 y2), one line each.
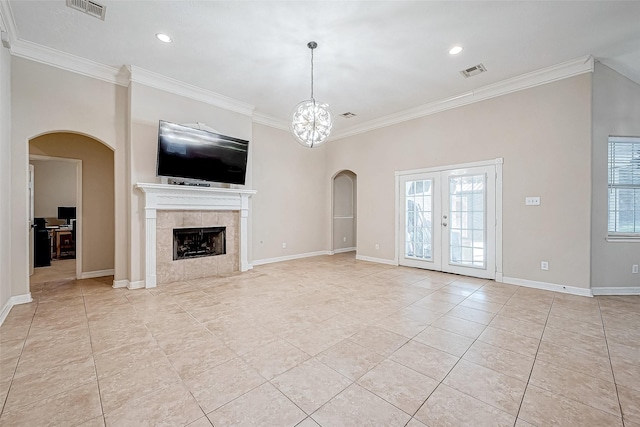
57 206 76 225
156 120 249 185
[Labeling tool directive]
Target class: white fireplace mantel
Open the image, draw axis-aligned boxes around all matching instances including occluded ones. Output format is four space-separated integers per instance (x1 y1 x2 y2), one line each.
135 183 256 288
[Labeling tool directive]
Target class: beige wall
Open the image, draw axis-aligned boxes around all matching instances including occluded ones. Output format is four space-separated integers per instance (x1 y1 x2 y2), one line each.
31 159 77 218
0 42 12 309
11 58 127 296
591 63 640 289
128 82 253 284
327 75 593 289
251 123 329 261
4 53 628 300
30 133 115 273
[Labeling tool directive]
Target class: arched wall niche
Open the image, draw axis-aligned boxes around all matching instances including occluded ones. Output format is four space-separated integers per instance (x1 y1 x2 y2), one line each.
332 169 357 253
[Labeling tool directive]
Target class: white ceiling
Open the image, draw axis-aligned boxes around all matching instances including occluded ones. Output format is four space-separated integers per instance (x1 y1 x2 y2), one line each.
4 1 640 134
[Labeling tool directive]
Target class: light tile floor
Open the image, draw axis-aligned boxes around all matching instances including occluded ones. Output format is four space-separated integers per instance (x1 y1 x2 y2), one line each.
1 253 639 426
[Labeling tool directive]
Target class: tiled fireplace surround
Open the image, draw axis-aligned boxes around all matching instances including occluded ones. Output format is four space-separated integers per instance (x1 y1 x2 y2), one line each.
156 210 238 284
136 183 255 288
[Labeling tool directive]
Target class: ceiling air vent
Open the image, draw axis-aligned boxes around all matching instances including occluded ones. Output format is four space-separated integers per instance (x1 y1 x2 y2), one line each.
340 112 357 119
460 63 487 78
66 0 106 20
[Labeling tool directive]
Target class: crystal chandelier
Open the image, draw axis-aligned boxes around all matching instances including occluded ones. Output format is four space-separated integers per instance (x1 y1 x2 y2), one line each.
291 41 333 148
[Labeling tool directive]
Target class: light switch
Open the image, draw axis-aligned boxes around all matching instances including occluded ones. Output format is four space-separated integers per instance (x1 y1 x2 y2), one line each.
525 197 541 206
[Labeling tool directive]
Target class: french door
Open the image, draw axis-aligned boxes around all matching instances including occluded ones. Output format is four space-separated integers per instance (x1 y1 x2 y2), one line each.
399 164 496 279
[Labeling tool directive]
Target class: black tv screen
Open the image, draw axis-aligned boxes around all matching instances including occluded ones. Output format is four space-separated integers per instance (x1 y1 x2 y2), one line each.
156 120 249 185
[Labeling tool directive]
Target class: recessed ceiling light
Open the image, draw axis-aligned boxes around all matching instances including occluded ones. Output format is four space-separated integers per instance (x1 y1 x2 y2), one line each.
156 33 172 43
449 46 463 55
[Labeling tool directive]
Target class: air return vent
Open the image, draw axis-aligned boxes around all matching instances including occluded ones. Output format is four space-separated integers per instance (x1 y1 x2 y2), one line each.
460 63 487 78
66 0 106 20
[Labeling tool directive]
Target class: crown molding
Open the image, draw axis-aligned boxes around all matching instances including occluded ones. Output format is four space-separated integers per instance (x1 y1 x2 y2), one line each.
252 112 289 131
332 55 595 141
128 65 254 117
0 0 18 45
10 39 129 86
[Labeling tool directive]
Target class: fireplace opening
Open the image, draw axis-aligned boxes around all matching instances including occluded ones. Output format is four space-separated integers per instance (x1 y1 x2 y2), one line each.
173 227 226 260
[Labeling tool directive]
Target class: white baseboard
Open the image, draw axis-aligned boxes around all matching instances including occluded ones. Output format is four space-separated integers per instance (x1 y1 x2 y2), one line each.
355 255 398 266
112 279 146 289
330 247 356 255
592 287 640 296
502 276 593 297
112 279 129 288
127 280 146 290
252 251 331 266
80 269 115 279
0 293 33 327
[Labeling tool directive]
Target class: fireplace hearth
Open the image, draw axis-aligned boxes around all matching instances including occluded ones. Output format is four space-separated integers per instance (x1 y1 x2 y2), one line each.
173 227 226 260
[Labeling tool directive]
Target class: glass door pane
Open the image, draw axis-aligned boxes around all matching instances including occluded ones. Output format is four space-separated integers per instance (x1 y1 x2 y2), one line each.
448 174 486 268
405 179 433 261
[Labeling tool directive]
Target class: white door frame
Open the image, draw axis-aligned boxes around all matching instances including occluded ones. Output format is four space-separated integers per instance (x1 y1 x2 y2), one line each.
29 164 35 276
395 158 503 282
29 155 83 280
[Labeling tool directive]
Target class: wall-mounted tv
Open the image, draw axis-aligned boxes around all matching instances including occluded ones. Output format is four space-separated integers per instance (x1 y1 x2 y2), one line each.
156 120 249 185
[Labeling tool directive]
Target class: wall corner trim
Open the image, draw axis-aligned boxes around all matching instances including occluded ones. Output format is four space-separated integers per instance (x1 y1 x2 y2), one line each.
112 279 129 289
128 65 255 117
332 55 595 141
80 269 115 280
0 293 33 326
592 287 640 296
127 280 146 290
330 247 356 255
355 255 398 266
252 251 331 266
502 276 593 297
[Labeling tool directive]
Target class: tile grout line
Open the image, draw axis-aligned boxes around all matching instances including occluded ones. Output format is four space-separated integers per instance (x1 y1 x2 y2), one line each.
405 281 516 425
81 283 107 426
596 298 626 427
0 290 39 418
512 292 555 426
128 287 214 425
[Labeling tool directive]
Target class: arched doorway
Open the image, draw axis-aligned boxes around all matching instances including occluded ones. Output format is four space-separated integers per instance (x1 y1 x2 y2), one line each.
332 170 357 254
28 132 115 287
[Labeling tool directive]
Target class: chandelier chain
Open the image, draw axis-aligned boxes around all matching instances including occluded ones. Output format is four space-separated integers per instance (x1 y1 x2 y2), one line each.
310 45 314 100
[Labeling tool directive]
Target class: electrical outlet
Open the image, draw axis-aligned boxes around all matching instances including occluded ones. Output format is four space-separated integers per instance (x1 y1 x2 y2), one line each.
282 242 286 249
541 261 549 270
375 244 380 250
525 197 541 206
633 264 639 274
343 236 347 242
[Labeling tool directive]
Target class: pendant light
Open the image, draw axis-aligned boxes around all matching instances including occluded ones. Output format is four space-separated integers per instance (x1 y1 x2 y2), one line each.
290 41 333 148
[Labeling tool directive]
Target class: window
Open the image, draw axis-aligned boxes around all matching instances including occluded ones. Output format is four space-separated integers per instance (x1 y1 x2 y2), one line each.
608 136 640 237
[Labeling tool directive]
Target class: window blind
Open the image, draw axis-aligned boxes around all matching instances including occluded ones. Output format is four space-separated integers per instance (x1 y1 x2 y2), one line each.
608 136 640 234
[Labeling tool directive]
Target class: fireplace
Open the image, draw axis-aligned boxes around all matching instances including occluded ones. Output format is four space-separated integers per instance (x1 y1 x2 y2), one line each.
173 227 226 260
135 183 256 288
